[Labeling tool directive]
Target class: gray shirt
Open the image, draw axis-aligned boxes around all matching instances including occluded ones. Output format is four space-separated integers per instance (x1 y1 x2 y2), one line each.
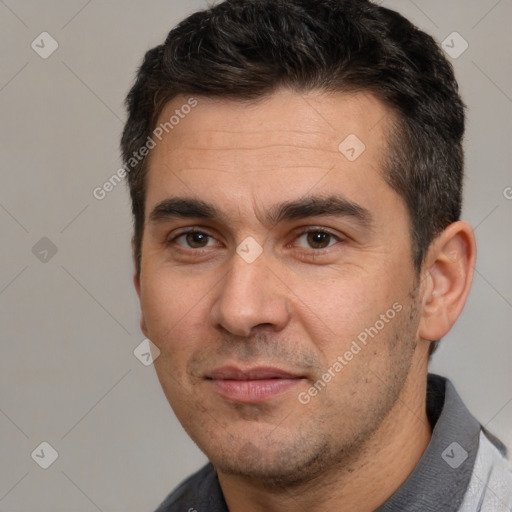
154 374 512 511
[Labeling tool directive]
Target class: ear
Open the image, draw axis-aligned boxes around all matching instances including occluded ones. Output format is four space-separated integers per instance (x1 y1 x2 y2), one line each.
132 238 149 338
418 221 476 342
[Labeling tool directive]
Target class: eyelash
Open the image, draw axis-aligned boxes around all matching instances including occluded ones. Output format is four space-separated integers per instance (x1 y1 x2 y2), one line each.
167 227 343 252
168 228 218 249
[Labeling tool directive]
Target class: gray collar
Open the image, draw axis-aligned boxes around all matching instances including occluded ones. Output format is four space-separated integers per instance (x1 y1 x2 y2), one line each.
376 373 481 511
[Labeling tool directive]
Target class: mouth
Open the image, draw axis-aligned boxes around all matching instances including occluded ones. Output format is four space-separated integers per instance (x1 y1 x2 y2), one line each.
206 366 306 403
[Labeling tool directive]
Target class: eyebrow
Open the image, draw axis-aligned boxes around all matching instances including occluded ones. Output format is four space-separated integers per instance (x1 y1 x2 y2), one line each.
268 196 372 227
149 198 220 223
149 195 372 228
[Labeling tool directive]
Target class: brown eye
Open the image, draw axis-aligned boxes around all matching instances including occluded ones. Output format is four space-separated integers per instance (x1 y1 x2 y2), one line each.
295 230 338 250
185 232 209 248
173 231 214 249
306 231 332 249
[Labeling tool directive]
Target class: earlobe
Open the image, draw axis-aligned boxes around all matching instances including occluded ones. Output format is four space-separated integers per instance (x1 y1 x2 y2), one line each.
418 221 476 342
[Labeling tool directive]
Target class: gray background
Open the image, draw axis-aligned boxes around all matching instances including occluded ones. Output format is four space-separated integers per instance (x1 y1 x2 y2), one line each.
0 0 510 510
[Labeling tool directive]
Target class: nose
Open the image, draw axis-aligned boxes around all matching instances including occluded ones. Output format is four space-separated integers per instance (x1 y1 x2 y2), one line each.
210 250 291 337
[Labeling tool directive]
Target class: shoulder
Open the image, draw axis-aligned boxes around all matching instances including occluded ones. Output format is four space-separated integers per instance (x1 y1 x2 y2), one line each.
154 463 226 512
458 430 512 512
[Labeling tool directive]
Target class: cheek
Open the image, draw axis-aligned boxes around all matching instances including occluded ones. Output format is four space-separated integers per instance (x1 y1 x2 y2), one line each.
288 267 410 370
140 271 204 342
140 278 173 334
290 271 382 338
141 274 208 398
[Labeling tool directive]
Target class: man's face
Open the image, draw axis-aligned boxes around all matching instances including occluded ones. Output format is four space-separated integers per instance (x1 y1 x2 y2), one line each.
136 89 426 484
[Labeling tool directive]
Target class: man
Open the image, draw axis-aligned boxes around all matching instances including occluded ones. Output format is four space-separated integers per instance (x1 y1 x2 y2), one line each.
121 1 512 510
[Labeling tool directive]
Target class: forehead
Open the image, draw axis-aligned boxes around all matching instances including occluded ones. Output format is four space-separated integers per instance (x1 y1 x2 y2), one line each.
144 88 395 216
153 88 389 152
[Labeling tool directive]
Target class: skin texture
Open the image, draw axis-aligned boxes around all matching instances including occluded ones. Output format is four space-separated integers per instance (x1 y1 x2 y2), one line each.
134 88 476 512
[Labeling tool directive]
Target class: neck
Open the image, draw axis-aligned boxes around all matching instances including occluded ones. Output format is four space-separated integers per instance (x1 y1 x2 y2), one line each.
218 365 432 512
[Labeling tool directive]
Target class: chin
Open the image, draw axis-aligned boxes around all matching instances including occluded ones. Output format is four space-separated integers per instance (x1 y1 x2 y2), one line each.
201 429 339 489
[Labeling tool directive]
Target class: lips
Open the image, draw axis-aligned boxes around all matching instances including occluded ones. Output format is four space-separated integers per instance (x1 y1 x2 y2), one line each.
206 366 305 403
209 366 299 380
